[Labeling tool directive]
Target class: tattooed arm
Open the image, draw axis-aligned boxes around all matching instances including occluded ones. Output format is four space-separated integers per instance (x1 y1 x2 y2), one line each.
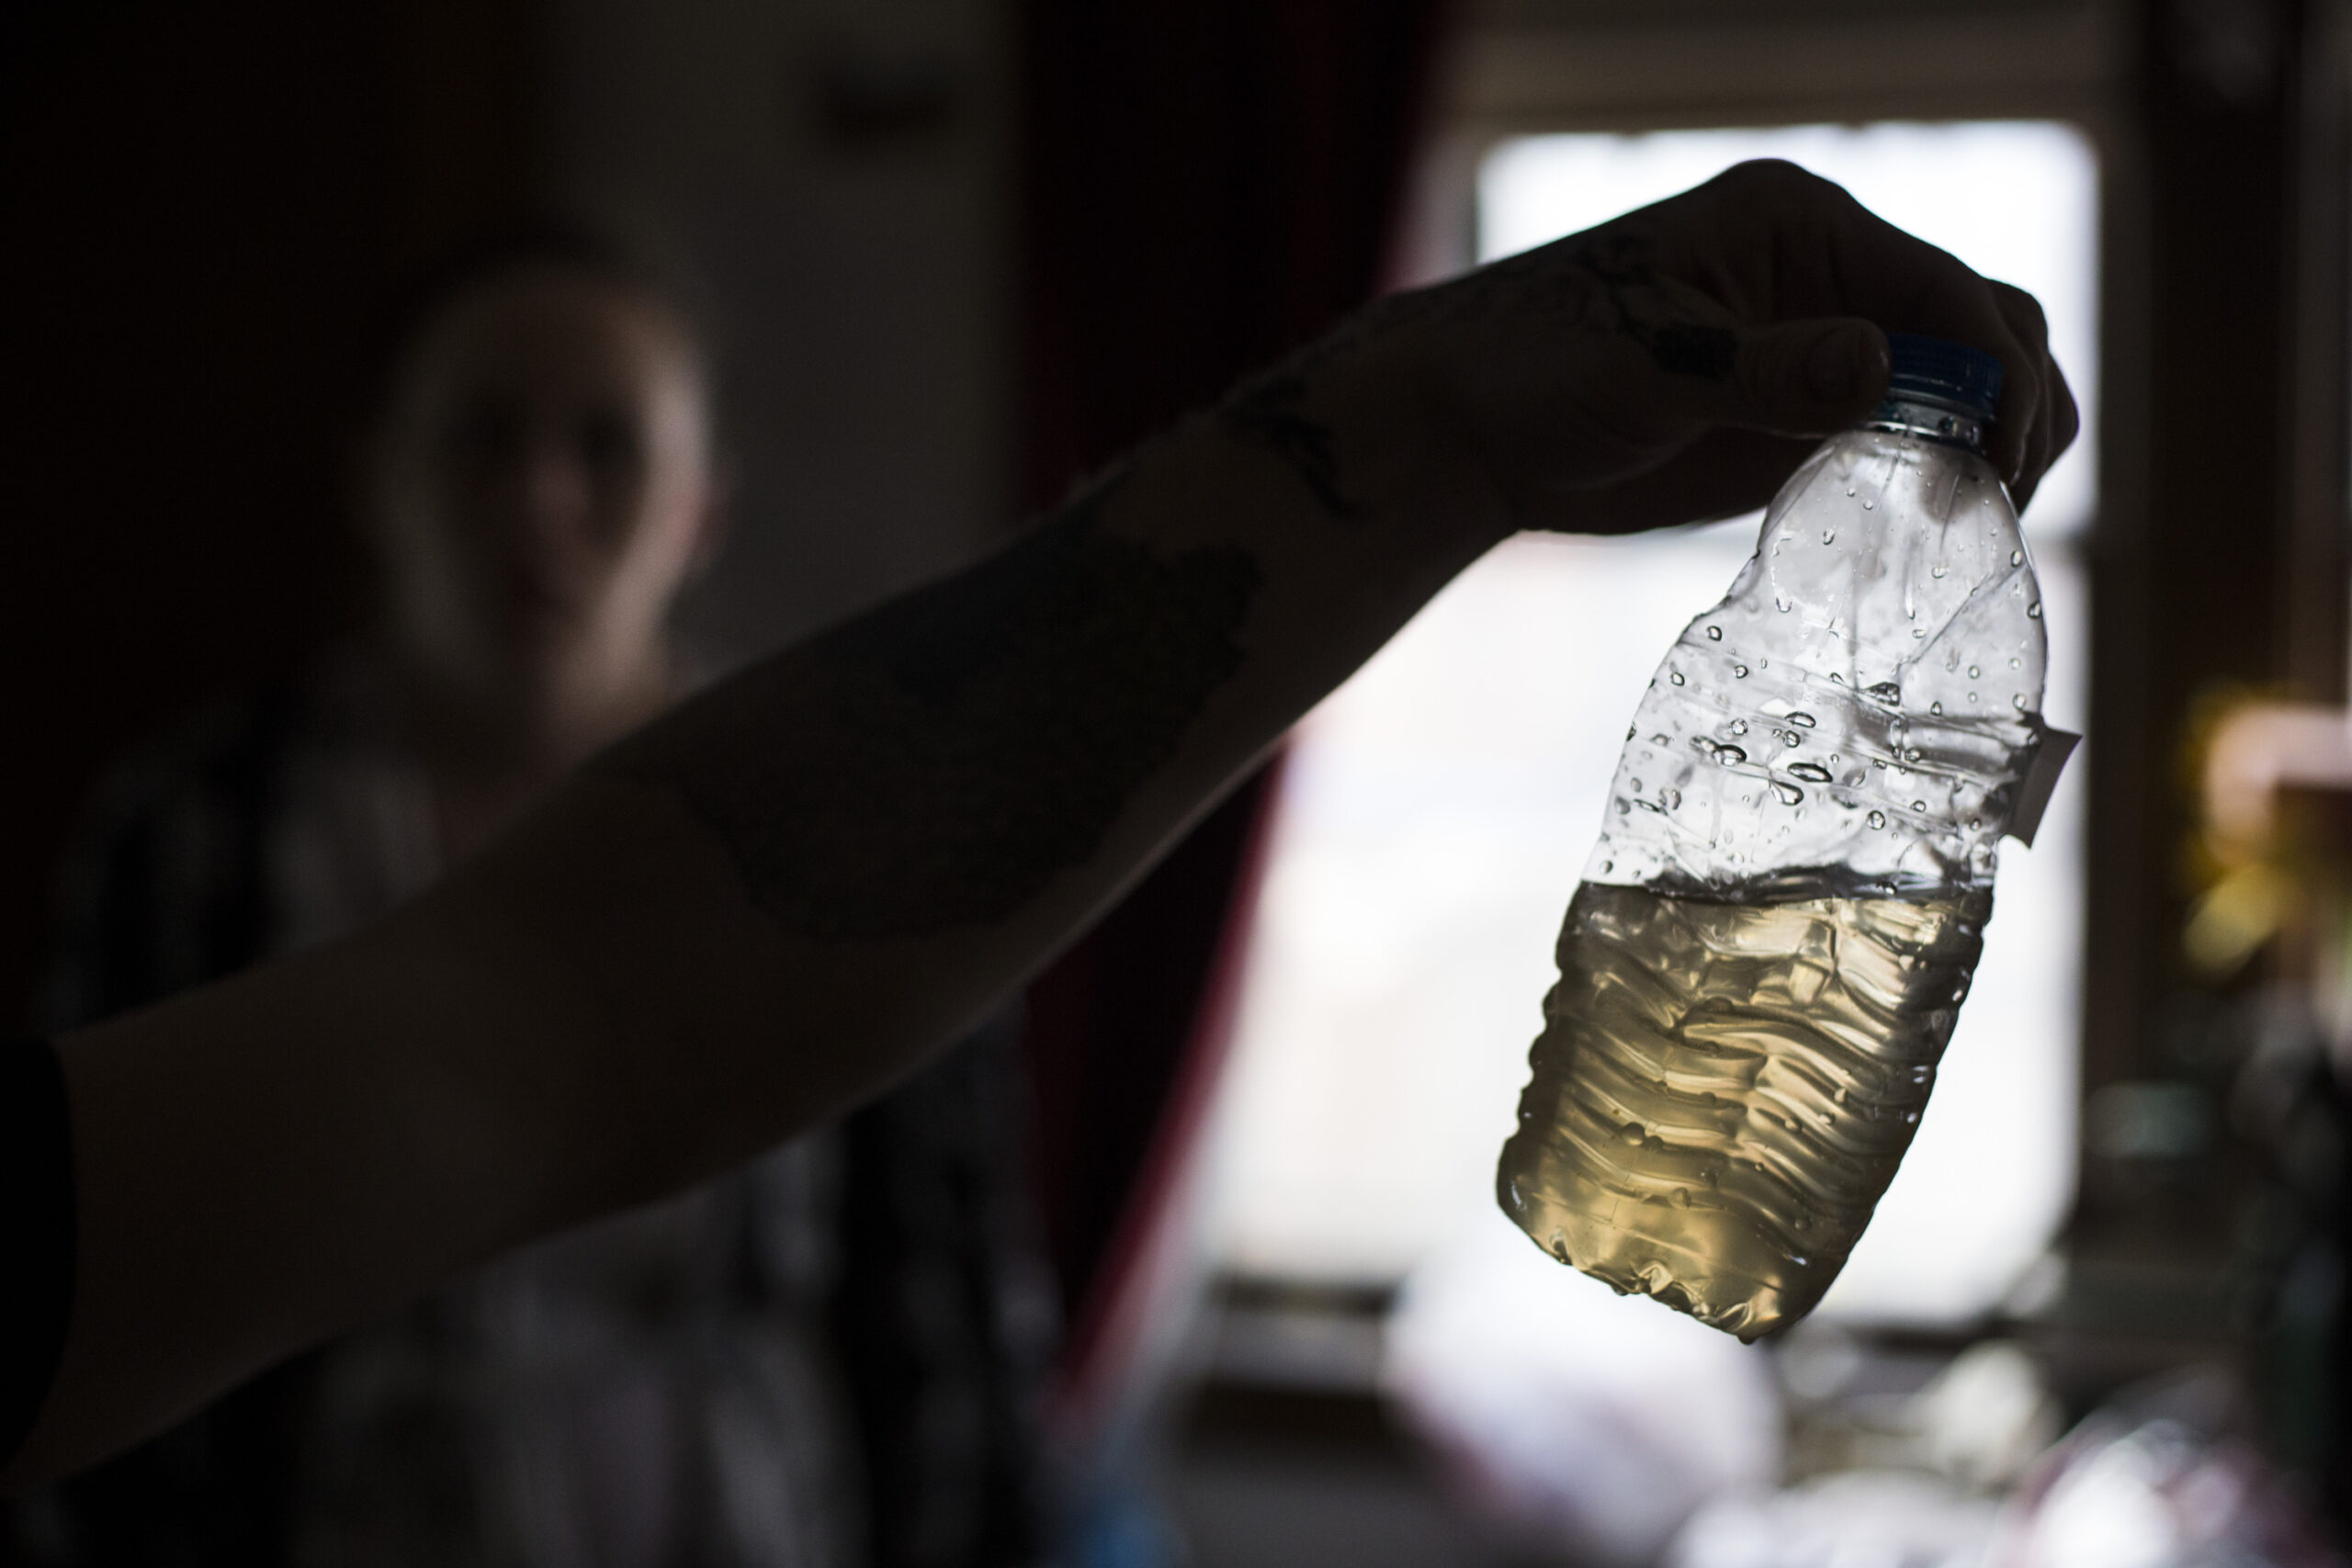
12 161 2075 1483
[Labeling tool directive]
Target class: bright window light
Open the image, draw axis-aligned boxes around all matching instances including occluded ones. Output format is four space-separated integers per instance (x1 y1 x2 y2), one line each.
1206 122 2094 1330
1479 122 2099 542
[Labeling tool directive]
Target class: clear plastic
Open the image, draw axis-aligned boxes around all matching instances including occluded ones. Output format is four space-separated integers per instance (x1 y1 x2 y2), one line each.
1496 393 2048 1340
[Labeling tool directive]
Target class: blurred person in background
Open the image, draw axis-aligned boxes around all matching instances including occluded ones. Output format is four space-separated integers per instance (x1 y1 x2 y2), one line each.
6 225 1050 1568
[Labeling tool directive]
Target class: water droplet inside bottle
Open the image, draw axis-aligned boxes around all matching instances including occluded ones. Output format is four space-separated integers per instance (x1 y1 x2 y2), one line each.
1662 788 1681 809
1861 500 1874 511
1692 737 1718 758
2011 549 2024 566
1866 681 1902 705
1631 778 1644 792
1968 692 1979 703
1770 781 1805 806
1788 762 1832 784
2012 693 2028 710
1967 665 1981 678
2028 601 2042 618
2009 657 2021 670
1706 625 1722 639
1729 719 1747 736
1715 744 1747 765
1930 701 1943 715
1775 596 1792 613
1911 799 1928 811
1930 563 1948 578
1822 529 1836 544
1866 809 1886 829
1733 664 1749 678
1787 711 1816 728
1670 671 1685 684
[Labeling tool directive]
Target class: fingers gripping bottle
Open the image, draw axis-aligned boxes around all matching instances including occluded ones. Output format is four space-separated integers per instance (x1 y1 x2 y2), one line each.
1497 335 2061 1341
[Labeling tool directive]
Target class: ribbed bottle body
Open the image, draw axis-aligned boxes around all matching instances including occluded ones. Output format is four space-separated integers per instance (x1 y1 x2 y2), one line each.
1498 389 2046 1337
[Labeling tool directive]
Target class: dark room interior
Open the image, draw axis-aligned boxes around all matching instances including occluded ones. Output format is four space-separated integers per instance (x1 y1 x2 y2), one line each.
6 0 2352 1563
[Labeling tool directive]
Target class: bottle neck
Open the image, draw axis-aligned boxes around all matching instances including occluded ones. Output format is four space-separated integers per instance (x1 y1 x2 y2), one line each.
1863 393 1990 455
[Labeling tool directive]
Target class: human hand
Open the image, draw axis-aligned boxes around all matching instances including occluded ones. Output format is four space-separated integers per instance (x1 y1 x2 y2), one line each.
1379 159 2078 536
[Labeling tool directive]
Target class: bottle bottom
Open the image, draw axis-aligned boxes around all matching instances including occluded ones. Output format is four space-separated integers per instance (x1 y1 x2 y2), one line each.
1496 881 1991 1340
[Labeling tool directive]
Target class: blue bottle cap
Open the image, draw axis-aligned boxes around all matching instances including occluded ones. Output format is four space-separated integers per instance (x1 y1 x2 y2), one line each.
1884 333 2004 421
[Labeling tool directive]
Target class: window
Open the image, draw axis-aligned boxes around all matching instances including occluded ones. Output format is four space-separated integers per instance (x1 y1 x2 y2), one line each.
1206 121 2097 1328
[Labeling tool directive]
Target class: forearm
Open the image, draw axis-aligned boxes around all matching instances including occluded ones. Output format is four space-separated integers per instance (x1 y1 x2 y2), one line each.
523 328 1510 1191
11 332 1503 1484
17 159 2079 1483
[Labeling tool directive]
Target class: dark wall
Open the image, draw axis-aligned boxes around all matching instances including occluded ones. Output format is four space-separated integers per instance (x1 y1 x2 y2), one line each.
2079 0 2351 1182
0 2 531 1019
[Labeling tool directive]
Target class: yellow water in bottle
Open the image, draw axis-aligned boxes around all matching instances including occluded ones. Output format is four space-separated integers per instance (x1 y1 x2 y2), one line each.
1498 334 2049 1337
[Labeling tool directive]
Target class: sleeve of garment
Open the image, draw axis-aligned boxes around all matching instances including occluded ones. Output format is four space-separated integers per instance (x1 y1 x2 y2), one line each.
0 1039 74 1472
39 692 284 1034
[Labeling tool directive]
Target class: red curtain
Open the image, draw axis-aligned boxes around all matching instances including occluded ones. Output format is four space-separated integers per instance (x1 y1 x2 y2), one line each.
1016 0 1451 1357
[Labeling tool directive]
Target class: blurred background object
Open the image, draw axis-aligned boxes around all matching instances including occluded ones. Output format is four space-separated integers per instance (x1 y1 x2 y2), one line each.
1198 110 2098 1568
11 0 2352 1563
1182 0 2352 1560
0 0 1015 1013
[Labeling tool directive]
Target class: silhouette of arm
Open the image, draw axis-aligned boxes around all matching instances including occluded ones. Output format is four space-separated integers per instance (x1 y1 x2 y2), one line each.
9 161 2075 1486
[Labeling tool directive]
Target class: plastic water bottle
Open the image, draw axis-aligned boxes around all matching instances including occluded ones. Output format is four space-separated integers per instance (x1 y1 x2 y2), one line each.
1496 335 2061 1340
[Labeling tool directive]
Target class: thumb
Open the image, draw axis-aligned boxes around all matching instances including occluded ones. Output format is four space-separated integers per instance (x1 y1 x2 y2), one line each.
1721 317 1889 436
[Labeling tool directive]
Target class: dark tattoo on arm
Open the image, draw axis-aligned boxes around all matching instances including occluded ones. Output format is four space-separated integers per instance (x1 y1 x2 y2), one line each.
1298 227 1739 383
601 477 1263 941
1222 373 1361 519
1206 214 1745 532
1572 236 1737 378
